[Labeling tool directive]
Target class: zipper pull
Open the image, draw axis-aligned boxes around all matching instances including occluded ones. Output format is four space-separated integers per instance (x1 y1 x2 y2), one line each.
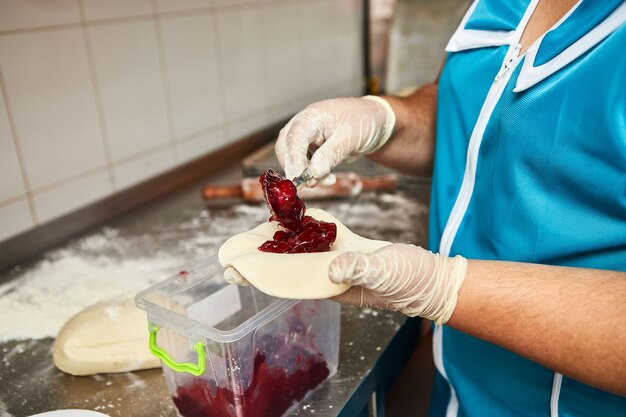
495 43 522 82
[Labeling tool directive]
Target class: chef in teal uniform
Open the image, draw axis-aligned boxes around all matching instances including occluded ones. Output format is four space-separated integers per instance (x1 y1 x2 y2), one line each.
225 0 626 415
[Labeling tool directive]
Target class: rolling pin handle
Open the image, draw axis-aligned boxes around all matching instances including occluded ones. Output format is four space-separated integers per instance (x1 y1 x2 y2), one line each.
359 174 399 192
202 184 244 200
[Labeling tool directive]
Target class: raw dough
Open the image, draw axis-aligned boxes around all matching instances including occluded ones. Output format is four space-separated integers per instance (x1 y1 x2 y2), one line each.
218 208 391 299
53 299 160 376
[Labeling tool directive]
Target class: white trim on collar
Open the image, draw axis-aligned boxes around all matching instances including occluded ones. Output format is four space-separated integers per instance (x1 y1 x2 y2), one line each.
514 0 626 92
445 0 516 52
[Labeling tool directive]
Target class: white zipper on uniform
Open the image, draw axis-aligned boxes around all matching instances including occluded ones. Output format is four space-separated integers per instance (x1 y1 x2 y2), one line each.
495 44 522 81
438 43 524 257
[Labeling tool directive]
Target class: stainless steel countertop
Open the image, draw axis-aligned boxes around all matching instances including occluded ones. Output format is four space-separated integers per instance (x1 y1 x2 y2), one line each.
0 164 431 417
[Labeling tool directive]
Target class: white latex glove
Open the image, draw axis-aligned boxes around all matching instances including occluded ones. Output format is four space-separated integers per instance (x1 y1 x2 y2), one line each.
329 244 468 326
223 266 250 286
275 96 396 182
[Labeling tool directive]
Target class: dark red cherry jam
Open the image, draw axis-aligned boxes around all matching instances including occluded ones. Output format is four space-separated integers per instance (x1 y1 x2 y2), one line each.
258 170 336 254
171 335 330 417
260 169 305 229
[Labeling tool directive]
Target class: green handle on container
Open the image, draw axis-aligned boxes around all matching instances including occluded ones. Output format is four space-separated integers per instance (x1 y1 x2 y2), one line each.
148 325 206 377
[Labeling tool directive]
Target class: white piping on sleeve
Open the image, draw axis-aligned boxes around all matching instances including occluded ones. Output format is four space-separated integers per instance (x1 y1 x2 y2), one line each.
433 326 459 417
550 372 563 417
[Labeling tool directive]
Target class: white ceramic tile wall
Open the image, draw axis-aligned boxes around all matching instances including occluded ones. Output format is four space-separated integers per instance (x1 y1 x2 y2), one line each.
177 129 227 164
0 0 80 32
215 5 267 122
333 0 363 84
227 112 268 143
212 0 262 8
81 0 153 21
263 1 306 108
32 171 112 223
0 0 364 242
0 199 34 241
154 0 211 14
113 147 176 190
0 28 106 191
159 13 223 139
0 88 25 202
300 0 338 100
88 20 170 162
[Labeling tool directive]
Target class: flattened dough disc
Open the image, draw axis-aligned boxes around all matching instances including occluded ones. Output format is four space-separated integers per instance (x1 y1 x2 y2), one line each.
218 208 391 299
53 299 160 376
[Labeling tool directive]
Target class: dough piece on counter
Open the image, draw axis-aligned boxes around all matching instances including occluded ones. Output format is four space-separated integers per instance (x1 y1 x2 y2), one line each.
53 299 160 376
218 208 391 299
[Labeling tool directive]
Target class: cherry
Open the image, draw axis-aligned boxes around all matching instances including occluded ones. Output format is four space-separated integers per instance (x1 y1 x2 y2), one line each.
260 170 305 229
258 170 337 254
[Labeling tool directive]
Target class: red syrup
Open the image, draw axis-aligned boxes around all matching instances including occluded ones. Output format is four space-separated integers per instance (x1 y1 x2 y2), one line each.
171 341 330 417
258 170 336 254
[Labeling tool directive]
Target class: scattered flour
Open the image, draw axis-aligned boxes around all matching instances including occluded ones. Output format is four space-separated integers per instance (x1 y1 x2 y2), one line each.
0 400 12 417
0 235 182 342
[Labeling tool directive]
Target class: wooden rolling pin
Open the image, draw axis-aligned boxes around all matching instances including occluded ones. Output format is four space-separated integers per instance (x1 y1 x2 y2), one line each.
202 172 399 202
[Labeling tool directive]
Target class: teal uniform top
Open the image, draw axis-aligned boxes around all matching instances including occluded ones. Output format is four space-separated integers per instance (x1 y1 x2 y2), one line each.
428 0 626 416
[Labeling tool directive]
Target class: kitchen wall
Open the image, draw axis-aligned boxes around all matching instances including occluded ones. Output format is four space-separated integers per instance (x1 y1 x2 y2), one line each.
386 0 468 94
0 0 363 243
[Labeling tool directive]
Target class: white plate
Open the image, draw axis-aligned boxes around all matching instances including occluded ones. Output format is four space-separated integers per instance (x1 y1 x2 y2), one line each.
29 411 110 417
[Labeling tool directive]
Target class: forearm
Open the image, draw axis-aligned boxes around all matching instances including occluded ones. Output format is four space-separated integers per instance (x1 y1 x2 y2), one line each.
448 260 626 396
367 82 438 177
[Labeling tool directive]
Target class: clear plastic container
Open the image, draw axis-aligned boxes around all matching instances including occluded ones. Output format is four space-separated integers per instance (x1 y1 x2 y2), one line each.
135 256 340 417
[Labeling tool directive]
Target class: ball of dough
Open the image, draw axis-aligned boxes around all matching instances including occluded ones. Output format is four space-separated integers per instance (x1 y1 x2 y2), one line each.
53 299 160 376
218 208 391 299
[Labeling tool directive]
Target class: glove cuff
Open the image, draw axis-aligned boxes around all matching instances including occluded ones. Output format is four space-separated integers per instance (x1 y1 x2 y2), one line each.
361 95 396 154
434 255 468 326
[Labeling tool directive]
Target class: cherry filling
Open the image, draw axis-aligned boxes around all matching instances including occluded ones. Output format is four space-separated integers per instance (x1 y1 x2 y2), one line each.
258 170 337 254
171 335 330 417
260 169 305 229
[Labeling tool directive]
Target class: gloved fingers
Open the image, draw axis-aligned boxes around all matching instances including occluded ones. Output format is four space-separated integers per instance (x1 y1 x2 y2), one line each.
330 286 389 309
329 286 362 305
328 251 387 289
308 124 356 179
317 172 336 186
223 266 250 286
275 109 326 180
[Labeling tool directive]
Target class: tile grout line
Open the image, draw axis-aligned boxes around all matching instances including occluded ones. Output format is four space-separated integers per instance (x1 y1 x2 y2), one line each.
0 0 299 38
210 7 232 142
256 2 271 131
326 0 341 93
150 0 179 163
77 0 117 191
18 166 110 200
294 1 307 101
0 194 30 210
176 124 227 145
110 142 172 167
12 133 202 200
297 0 312 92
0 65 38 224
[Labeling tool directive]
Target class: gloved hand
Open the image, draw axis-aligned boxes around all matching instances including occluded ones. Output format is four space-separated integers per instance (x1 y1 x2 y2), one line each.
328 244 468 325
223 266 249 286
275 96 396 182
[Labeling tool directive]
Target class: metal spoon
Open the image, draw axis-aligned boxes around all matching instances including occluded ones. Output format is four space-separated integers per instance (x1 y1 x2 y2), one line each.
292 168 314 188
